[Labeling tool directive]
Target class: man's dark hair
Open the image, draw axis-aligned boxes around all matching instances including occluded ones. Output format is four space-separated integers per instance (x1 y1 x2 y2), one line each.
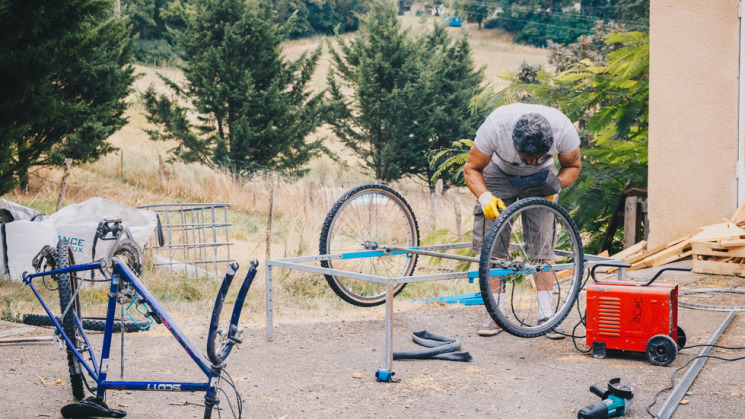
512 113 553 155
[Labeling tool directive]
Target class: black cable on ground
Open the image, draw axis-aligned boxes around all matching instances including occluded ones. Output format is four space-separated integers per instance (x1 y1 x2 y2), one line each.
393 330 472 362
646 351 745 418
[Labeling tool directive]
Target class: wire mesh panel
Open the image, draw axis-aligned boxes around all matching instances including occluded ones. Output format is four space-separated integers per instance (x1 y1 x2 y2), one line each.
137 203 234 277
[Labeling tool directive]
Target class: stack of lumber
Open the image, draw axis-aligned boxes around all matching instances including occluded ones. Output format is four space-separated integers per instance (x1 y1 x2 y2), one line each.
608 200 745 275
609 235 692 272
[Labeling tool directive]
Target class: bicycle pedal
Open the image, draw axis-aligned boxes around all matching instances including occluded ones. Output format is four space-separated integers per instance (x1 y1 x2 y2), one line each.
60 397 126 418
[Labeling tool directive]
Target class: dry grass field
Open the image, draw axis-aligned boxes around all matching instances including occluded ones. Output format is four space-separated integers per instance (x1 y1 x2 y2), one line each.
0 15 549 326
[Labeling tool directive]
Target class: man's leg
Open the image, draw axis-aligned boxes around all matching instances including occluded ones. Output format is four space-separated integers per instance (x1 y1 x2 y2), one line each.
522 205 566 339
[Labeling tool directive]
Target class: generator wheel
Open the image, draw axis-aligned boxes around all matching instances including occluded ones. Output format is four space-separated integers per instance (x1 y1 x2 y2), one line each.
676 326 687 349
646 334 677 366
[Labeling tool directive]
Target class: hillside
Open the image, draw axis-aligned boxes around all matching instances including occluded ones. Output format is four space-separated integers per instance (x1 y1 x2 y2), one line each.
2 16 549 323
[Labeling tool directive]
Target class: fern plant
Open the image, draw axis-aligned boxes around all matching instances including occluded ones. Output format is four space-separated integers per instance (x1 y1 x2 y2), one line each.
431 32 650 254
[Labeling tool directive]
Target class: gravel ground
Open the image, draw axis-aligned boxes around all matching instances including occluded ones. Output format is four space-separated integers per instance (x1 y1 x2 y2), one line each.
2 266 744 419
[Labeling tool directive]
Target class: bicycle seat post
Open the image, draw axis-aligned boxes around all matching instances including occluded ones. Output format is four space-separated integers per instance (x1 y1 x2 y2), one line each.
203 394 220 419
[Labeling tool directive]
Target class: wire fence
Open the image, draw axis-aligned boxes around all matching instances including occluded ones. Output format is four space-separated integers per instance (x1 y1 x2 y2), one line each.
137 203 234 277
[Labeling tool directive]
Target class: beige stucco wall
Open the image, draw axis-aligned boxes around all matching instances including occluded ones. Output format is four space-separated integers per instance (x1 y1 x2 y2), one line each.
648 0 740 247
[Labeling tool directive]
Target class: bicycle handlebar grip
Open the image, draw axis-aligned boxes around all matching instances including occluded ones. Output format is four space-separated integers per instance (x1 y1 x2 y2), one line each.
642 266 692 286
206 263 239 368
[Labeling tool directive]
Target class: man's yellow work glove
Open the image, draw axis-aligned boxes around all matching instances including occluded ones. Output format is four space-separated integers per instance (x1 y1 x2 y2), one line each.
478 192 507 220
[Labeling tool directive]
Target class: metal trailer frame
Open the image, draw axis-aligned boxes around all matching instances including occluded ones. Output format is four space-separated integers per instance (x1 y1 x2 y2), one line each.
265 242 623 377
137 203 234 276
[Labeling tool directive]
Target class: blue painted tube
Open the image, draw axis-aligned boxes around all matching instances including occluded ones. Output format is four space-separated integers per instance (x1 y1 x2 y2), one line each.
206 263 239 367
101 381 209 392
341 250 409 259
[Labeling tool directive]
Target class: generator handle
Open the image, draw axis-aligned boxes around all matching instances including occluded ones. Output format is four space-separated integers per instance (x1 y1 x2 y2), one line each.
642 267 691 286
590 262 631 282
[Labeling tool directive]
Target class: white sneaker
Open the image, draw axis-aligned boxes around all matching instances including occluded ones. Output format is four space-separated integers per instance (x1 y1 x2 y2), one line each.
477 317 502 336
539 317 567 340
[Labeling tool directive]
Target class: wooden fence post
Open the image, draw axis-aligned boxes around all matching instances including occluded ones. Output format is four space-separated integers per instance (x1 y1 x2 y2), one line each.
265 173 275 261
56 158 73 211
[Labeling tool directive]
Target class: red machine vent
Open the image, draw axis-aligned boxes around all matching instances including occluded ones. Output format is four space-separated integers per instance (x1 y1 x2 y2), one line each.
597 297 621 337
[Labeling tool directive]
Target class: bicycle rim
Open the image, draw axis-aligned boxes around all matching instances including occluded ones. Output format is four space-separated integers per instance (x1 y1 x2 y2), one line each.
320 184 419 307
56 240 87 400
479 198 583 338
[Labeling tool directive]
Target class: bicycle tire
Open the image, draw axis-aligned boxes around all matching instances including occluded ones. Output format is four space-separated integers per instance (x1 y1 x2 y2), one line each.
21 314 147 333
319 184 419 307
478 198 584 338
56 240 87 400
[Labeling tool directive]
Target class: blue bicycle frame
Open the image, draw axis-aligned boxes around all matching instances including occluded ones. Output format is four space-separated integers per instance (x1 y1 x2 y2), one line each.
23 256 258 418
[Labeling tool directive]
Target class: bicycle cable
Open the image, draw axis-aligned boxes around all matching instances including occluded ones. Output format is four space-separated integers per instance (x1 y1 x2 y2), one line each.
218 368 242 418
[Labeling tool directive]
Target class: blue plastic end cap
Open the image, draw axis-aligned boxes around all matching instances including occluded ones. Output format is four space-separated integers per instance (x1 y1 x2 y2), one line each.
375 369 394 382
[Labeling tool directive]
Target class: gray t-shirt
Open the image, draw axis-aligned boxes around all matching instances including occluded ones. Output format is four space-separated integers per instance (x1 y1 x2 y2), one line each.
474 103 581 176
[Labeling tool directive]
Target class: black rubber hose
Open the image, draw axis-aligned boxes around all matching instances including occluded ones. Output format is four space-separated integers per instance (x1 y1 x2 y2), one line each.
393 330 472 362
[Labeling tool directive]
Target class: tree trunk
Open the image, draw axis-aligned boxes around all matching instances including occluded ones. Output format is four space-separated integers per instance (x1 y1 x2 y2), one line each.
19 175 29 193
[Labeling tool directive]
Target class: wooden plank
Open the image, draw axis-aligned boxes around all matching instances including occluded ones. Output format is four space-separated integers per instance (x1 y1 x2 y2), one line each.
692 259 745 277
692 241 745 259
716 239 745 248
625 235 691 265
690 222 745 242
602 241 646 273
628 240 691 268
731 198 745 227
629 249 693 271
610 240 647 260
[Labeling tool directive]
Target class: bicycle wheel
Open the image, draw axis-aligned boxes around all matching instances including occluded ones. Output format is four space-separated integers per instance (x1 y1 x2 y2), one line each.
320 184 419 307
56 240 87 400
478 198 583 338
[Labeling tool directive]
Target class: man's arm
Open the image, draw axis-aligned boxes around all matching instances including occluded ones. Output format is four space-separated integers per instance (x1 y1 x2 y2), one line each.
464 146 492 198
556 148 581 188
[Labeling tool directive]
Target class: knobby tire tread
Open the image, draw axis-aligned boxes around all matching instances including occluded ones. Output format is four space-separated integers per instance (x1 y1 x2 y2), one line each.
478 198 584 338
56 240 86 400
22 313 146 333
319 184 419 307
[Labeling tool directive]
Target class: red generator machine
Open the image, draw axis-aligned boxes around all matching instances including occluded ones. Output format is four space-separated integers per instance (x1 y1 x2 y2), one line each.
585 265 690 366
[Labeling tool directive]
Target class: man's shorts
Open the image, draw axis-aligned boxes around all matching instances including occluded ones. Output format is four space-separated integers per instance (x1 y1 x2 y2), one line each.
472 161 558 260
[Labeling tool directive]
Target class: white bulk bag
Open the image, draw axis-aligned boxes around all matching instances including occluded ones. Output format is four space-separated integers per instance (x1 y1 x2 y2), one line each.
49 197 159 265
1 218 58 279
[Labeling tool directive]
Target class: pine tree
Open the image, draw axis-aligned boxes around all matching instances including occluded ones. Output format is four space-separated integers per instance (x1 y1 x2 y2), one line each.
0 0 135 194
328 4 484 186
327 2 428 182
420 24 485 188
143 0 326 174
